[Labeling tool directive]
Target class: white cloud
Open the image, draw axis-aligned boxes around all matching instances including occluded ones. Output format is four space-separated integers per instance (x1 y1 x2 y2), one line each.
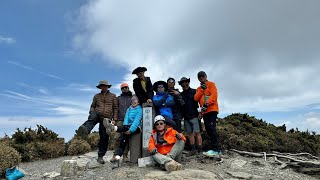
73 0 320 116
304 112 320 128
49 106 87 115
61 83 98 93
0 35 16 44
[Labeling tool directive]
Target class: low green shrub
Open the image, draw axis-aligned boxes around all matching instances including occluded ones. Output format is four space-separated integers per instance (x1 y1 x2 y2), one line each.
8 125 65 162
0 142 21 177
87 132 100 150
67 138 91 155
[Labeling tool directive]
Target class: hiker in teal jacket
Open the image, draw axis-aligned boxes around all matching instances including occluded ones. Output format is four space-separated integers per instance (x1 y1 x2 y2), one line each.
104 95 142 161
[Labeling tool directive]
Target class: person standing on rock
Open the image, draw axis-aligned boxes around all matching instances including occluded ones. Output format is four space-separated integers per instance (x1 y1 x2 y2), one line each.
104 95 142 166
179 77 203 156
132 67 153 105
110 82 132 163
194 71 220 156
148 115 186 172
167 77 185 133
76 80 118 164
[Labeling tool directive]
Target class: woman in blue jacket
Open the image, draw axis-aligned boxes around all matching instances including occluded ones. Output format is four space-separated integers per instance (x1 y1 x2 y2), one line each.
104 95 142 163
152 81 176 129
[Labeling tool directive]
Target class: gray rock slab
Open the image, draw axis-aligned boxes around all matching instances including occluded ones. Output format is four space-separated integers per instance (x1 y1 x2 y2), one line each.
143 169 218 180
227 171 264 179
231 159 247 169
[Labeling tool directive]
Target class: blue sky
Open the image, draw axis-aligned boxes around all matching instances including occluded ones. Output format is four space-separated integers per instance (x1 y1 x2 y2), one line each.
1 0 320 141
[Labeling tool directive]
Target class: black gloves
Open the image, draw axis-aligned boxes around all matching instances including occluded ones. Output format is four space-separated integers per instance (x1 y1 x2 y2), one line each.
151 148 158 155
201 83 207 90
201 103 208 112
175 133 182 140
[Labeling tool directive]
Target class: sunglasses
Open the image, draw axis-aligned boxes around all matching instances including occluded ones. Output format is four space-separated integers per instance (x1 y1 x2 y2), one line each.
198 75 205 78
121 86 129 90
155 122 164 126
181 84 188 87
131 98 138 102
168 80 175 83
158 85 164 88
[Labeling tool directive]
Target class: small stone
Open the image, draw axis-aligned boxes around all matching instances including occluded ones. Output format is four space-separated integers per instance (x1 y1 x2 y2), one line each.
61 160 77 177
43 171 60 179
138 156 156 167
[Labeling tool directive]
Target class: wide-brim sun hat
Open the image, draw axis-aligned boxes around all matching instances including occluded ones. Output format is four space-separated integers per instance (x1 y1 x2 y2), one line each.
153 80 168 92
96 80 112 88
132 67 147 74
178 77 190 85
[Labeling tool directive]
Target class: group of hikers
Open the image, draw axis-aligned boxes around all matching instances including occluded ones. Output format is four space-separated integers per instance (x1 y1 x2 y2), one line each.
76 66 219 172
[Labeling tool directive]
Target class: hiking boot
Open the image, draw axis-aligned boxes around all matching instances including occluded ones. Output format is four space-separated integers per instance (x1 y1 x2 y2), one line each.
76 125 89 139
97 157 105 164
203 150 221 157
110 155 117 163
123 155 129 162
112 155 121 170
174 161 183 171
164 160 178 172
186 149 197 157
103 118 114 135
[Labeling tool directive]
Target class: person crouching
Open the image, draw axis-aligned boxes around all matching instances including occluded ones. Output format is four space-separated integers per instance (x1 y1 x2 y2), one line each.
148 115 186 172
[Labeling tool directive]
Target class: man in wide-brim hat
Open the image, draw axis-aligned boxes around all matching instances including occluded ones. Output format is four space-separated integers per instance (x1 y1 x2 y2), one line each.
96 80 112 88
76 80 118 164
132 67 153 104
132 67 147 74
178 77 190 85
152 80 168 92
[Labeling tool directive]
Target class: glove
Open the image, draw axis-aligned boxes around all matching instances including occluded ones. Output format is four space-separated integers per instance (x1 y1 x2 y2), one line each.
175 133 182 140
150 148 158 155
201 83 207 90
201 103 208 112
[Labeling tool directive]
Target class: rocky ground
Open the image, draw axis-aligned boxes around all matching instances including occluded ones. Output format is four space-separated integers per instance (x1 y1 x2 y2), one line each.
18 150 318 180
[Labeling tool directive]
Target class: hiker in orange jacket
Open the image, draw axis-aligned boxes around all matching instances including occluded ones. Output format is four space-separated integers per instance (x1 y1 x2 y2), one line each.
194 71 220 156
148 115 186 172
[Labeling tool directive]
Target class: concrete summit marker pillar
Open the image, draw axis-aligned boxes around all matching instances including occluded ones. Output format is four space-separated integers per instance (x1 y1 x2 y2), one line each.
142 102 155 157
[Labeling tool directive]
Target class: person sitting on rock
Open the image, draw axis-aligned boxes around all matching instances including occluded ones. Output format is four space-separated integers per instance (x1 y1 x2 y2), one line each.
152 80 176 129
148 115 186 172
103 95 142 165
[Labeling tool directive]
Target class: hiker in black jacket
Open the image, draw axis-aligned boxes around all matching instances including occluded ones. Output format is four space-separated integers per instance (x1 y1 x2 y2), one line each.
179 77 203 156
167 77 185 133
132 67 153 105
110 82 132 163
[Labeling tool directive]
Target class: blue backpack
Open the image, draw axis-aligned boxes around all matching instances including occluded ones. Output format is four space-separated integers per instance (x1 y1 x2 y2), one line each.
5 167 25 180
